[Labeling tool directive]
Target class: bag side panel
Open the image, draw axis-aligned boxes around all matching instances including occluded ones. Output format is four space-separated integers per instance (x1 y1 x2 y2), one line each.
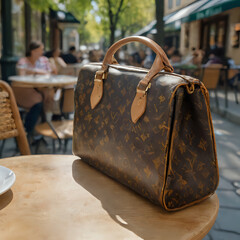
73 64 184 205
163 86 219 210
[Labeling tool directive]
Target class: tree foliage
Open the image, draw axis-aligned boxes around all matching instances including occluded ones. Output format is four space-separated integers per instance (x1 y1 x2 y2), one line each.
25 0 58 11
118 0 155 38
25 0 155 46
93 0 155 46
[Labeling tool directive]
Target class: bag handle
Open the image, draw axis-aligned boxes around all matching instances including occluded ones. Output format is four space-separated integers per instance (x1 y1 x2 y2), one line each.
90 36 174 123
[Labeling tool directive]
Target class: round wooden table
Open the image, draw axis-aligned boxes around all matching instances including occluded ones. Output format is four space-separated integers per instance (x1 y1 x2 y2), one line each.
9 74 77 88
0 155 219 240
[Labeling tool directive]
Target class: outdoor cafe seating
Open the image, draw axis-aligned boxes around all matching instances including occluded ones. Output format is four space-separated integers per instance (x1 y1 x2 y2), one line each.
228 68 239 104
172 62 240 108
200 64 222 108
9 74 77 152
35 87 74 153
0 80 30 157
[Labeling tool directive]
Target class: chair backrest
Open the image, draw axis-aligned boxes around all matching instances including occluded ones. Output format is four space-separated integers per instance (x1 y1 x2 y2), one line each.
228 69 239 80
201 64 222 90
0 80 31 155
61 87 75 114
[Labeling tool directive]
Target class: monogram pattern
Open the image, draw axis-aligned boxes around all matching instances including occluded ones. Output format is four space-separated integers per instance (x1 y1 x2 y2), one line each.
163 87 218 210
73 64 219 211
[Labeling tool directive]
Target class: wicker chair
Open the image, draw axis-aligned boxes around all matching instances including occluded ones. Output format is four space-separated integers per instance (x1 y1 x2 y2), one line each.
35 87 74 153
201 64 222 108
0 80 31 156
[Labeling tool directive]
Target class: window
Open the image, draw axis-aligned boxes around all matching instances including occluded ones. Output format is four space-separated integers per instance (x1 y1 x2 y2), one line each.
200 17 227 54
176 0 181 6
12 0 25 57
31 10 42 42
168 0 173 9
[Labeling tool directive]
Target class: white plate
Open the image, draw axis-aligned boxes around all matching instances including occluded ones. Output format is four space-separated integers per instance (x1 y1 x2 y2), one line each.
0 166 16 195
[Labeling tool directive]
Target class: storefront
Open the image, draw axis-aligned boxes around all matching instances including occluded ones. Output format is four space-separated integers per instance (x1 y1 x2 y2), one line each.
135 0 209 51
0 0 80 81
181 0 240 64
49 9 80 52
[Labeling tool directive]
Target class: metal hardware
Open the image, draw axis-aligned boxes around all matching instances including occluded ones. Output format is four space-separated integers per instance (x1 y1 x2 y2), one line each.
145 82 151 92
137 82 151 94
186 84 195 94
94 70 108 81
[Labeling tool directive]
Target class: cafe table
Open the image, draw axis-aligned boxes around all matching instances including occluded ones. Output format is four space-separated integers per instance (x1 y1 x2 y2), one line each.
0 155 219 240
9 74 77 88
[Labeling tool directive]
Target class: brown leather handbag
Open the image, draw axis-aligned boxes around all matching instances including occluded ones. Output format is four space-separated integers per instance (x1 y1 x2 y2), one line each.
73 36 219 211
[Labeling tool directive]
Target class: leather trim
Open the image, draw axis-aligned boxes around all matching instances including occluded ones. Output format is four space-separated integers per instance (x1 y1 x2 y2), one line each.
90 36 174 113
101 36 173 73
131 92 147 123
200 85 219 188
90 80 103 109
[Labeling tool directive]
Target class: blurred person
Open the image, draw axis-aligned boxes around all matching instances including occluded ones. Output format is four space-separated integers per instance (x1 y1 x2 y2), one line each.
138 49 146 67
126 50 146 67
76 50 83 63
89 50 101 62
205 48 227 86
166 46 176 58
181 47 196 65
49 48 67 74
192 48 205 66
142 34 156 68
163 45 170 57
98 49 105 62
170 50 182 64
131 52 142 67
17 41 52 75
61 46 78 64
143 48 156 69
205 48 225 66
127 54 135 66
115 49 127 65
13 41 54 136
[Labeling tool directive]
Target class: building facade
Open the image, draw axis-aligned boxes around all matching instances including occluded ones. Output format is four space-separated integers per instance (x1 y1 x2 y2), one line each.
0 0 80 81
164 0 240 64
165 0 197 15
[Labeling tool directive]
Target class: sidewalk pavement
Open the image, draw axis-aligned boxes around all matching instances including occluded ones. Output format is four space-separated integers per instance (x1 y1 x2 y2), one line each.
209 89 240 125
1 90 240 239
203 112 240 240
203 89 240 239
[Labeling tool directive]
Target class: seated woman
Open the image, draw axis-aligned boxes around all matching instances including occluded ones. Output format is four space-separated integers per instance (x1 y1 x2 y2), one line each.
12 41 54 137
49 48 67 74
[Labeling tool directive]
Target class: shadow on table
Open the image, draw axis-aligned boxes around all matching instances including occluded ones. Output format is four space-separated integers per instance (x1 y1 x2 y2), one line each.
72 159 180 240
0 190 13 210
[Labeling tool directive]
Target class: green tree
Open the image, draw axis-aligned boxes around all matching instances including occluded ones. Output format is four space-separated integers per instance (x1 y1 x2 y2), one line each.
26 0 94 44
59 1 95 45
25 0 57 11
118 0 154 38
25 0 156 46
93 0 155 46
94 0 126 45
